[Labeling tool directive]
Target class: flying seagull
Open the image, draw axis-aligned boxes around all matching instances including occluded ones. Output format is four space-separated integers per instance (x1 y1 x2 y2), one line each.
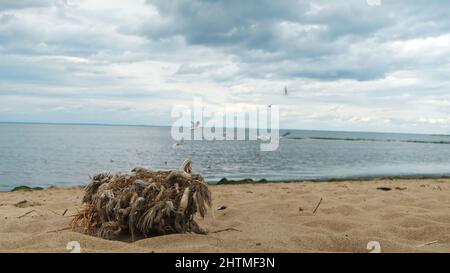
191 120 201 130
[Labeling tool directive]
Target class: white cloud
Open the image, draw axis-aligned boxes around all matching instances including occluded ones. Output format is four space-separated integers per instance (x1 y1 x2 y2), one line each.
1 0 450 133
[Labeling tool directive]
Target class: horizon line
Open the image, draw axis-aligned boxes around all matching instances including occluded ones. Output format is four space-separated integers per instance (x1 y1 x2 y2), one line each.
0 120 445 136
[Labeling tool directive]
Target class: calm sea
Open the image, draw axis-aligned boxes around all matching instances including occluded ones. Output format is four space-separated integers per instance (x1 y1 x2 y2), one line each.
1 123 450 191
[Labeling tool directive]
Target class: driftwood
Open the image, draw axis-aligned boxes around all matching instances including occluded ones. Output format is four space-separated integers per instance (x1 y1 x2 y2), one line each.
71 160 212 241
211 227 242 234
312 197 323 214
17 210 37 219
46 227 71 233
416 240 438 248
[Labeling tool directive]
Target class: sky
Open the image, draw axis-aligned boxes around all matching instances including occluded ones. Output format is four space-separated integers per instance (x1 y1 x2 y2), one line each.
1 0 450 133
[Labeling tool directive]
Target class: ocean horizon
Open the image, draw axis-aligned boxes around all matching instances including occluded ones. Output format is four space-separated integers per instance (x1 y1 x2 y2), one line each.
1 121 448 136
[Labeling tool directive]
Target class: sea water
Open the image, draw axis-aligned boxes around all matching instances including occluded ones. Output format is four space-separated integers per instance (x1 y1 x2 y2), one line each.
1 123 450 191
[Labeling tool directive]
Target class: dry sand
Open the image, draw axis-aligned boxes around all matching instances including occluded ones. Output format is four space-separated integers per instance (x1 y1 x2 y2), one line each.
1 178 450 253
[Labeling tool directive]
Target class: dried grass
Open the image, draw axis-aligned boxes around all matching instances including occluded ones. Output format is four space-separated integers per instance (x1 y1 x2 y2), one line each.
71 160 212 241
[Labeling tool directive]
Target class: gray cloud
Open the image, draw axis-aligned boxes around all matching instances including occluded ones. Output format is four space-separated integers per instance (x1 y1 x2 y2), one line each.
1 0 450 132
138 0 450 81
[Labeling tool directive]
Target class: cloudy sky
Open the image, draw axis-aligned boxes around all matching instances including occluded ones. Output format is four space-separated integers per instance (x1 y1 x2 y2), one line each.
1 0 450 133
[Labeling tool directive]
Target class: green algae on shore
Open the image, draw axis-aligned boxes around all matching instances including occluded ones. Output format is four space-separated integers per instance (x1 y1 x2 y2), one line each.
11 185 44 192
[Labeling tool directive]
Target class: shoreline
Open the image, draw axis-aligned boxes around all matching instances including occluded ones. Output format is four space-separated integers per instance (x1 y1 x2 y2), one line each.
215 174 450 185
4 174 450 192
1 177 450 252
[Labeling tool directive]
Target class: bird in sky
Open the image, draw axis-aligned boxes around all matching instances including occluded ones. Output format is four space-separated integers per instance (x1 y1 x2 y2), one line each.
191 120 201 130
284 86 288 96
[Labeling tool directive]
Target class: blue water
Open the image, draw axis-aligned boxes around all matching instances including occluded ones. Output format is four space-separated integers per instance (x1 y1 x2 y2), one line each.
1 123 450 191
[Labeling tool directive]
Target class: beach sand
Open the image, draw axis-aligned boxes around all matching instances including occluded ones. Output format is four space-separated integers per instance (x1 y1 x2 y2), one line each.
1 178 450 253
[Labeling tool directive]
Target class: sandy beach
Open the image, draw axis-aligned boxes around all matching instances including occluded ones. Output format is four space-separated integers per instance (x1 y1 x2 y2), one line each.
1 178 450 253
